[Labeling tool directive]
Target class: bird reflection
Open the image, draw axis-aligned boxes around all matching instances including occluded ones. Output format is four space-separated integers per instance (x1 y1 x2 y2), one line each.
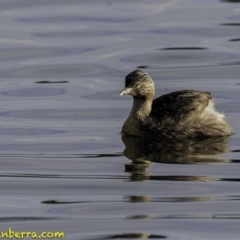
98 233 166 239
122 135 230 181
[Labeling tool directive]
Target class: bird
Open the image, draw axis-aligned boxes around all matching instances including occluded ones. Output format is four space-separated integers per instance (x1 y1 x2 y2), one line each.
120 70 231 138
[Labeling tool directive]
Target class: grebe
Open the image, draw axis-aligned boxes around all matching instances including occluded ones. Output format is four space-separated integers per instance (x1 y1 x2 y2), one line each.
120 70 231 138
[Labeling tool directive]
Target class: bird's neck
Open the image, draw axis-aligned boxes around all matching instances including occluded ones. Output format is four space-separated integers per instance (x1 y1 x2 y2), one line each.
130 96 153 121
121 96 153 136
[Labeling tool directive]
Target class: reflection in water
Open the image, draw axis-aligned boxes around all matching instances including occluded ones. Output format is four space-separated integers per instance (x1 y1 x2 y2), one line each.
124 196 152 203
221 0 240 2
220 23 240 26
94 233 166 239
160 47 208 50
127 196 216 203
229 38 240 42
122 135 230 163
122 135 230 181
126 215 154 220
35 80 69 84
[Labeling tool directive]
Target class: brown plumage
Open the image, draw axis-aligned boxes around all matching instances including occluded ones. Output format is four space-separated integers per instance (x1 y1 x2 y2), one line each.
120 70 231 138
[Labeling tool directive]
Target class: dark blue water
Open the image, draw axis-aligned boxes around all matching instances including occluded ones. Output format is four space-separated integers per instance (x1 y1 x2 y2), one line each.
0 0 240 239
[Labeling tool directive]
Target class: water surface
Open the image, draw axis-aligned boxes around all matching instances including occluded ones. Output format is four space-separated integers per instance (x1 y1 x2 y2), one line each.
0 0 240 239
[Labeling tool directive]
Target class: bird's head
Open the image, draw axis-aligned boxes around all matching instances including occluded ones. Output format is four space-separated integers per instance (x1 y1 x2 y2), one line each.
120 70 155 99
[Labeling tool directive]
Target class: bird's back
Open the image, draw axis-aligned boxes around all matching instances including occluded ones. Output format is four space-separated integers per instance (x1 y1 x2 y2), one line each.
146 90 231 138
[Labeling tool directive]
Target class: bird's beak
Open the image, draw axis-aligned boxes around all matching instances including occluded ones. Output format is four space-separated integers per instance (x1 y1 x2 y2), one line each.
120 87 132 96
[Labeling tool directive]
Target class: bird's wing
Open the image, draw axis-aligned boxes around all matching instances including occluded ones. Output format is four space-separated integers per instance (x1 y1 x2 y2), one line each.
150 90 212 125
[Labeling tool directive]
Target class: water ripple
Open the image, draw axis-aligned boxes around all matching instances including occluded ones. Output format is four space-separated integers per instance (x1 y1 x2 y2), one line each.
1 88 65 97
123 49 240 69
0 108 125 119
0 64 119 78
19 16 136 23
35 80 69 84
0 217 59 222
0 48 93 61
35 30 120 38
